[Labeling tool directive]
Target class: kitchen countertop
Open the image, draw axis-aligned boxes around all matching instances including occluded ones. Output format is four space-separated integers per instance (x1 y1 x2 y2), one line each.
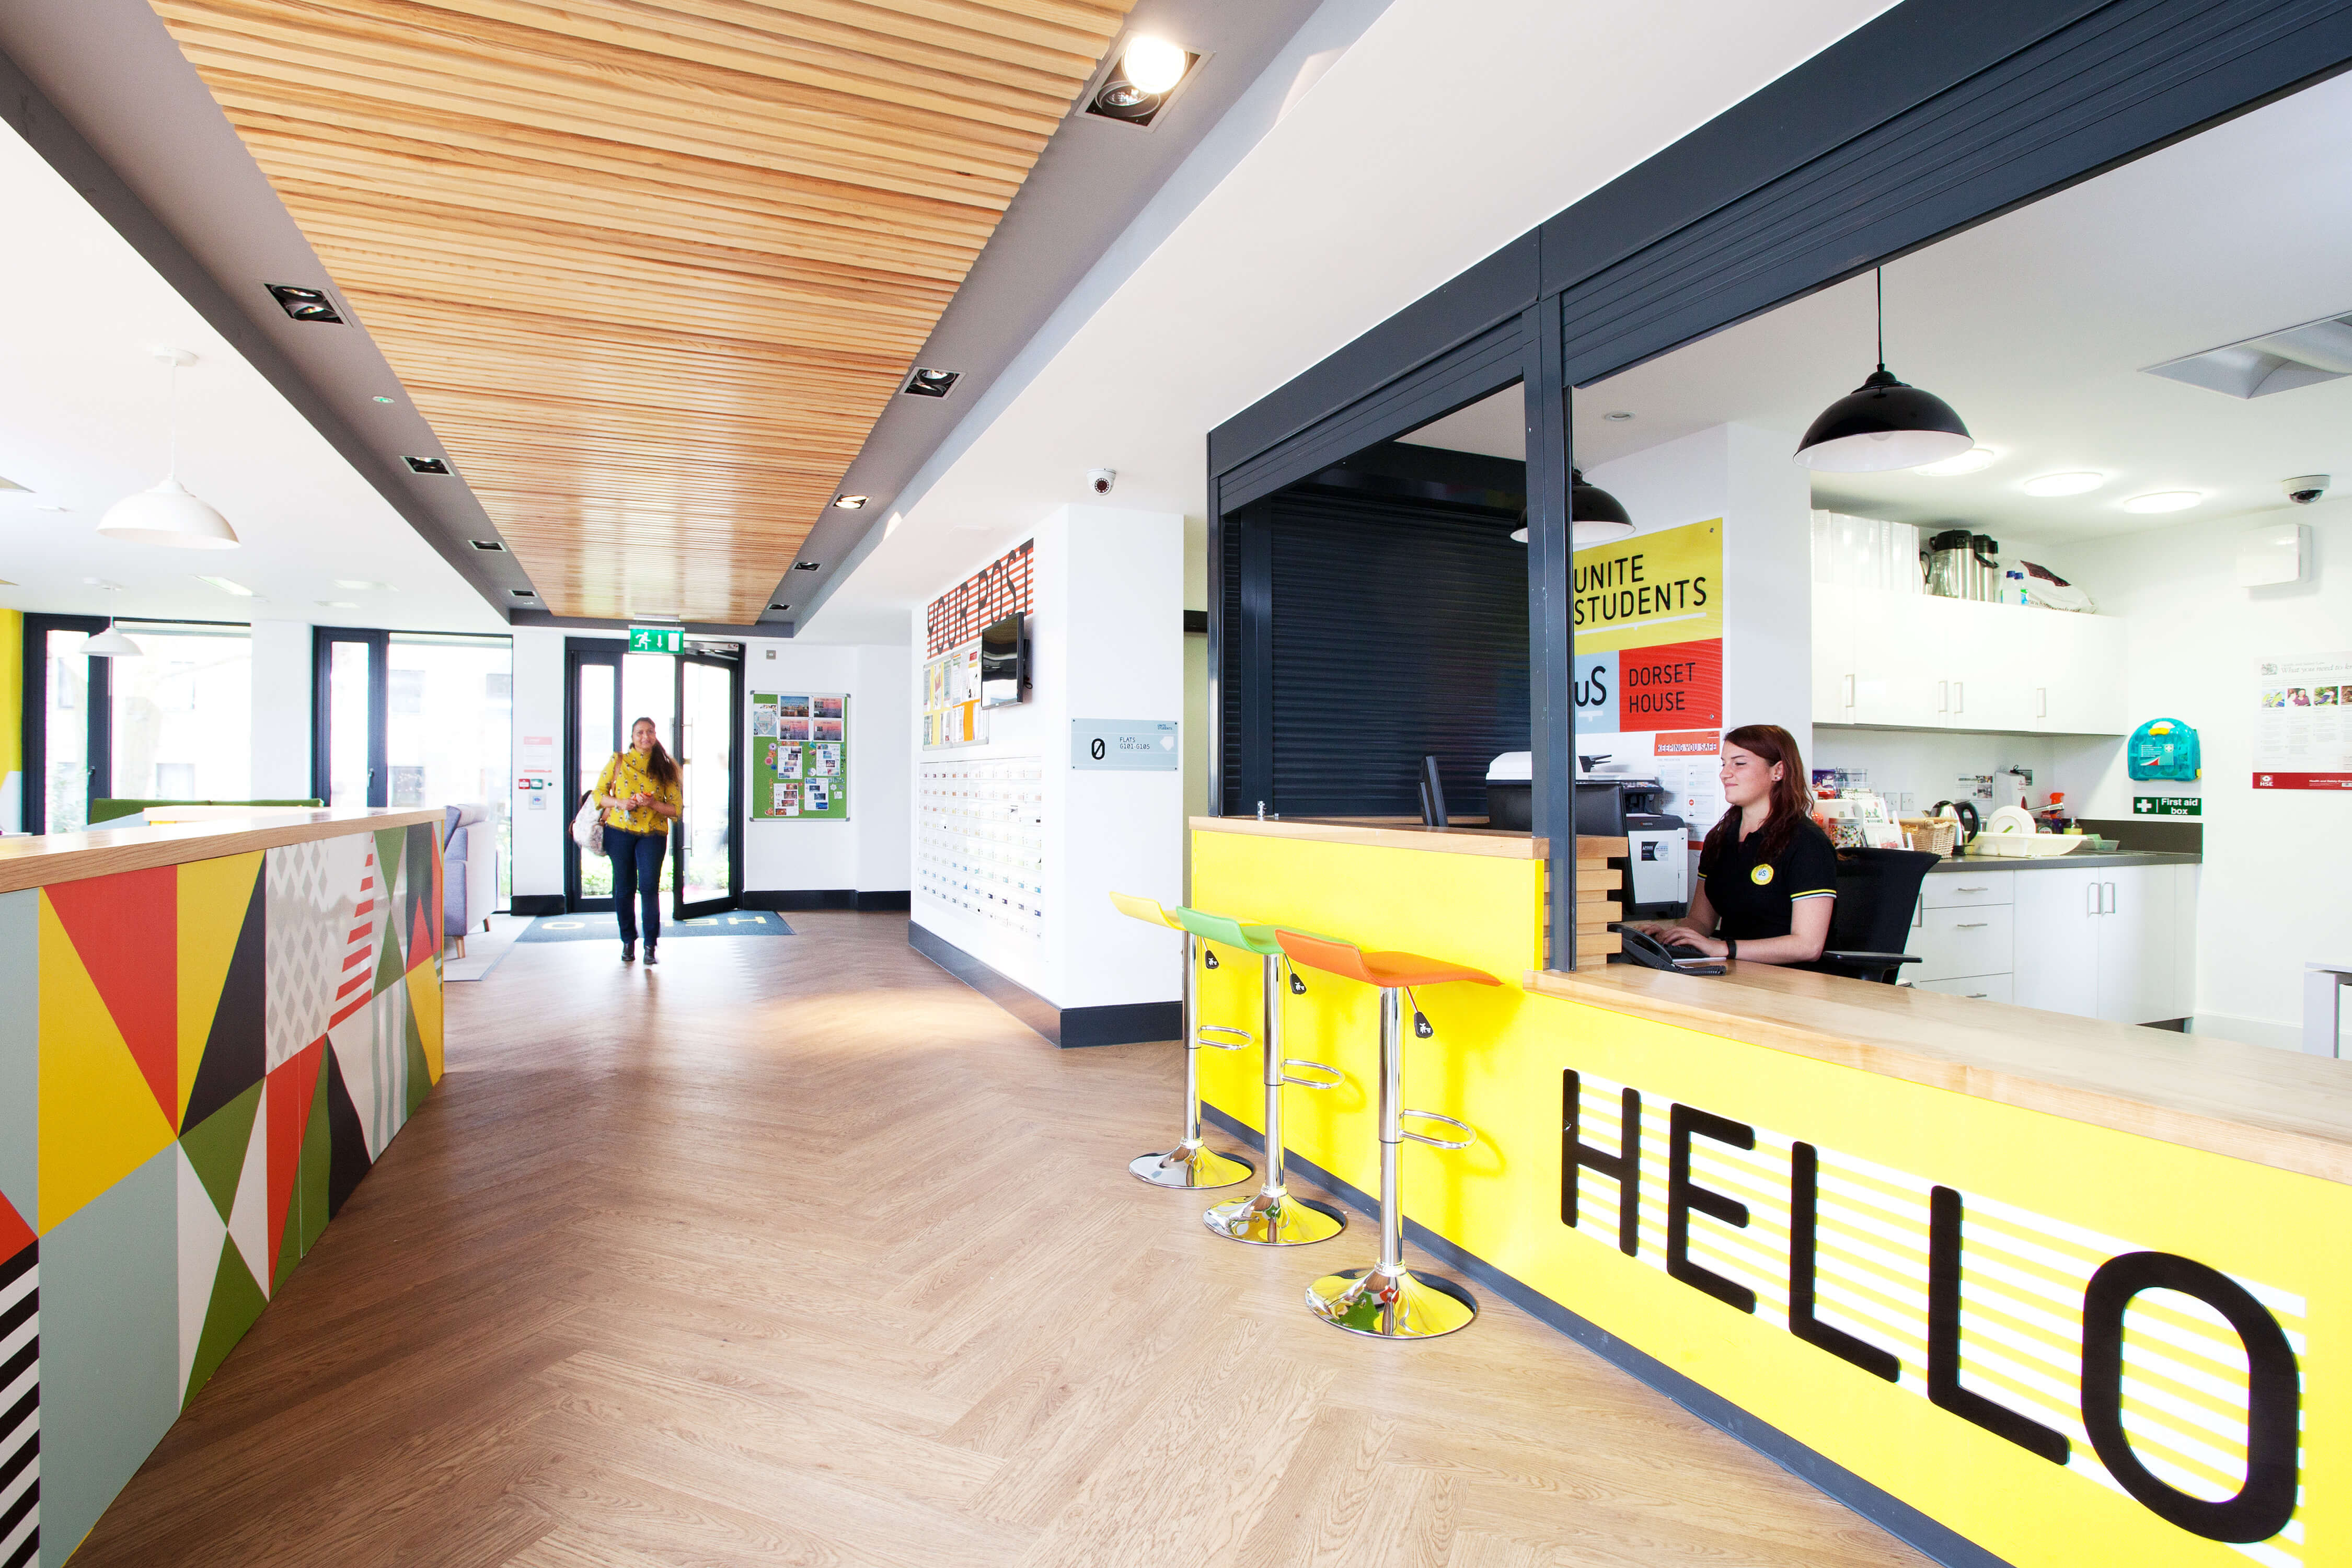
1929 849 2201 873
0 807 444 893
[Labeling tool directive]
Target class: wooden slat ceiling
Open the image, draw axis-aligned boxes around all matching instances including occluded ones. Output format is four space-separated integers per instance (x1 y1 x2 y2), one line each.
153 0 1137 622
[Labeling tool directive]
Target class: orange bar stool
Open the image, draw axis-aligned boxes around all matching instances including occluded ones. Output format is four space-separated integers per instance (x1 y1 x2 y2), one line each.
1273 929 1499 1339
1108 893 1254 1190
1171 908 1348 1247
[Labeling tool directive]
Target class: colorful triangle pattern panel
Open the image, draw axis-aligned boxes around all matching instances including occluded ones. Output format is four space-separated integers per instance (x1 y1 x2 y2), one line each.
263 1041 324 1293
297 1059 332 1261
173 1144 227 1406
263 834 371 1071
409 956 444 1086
330 843 383 1032
43 868 177 1131
179 860 267 1136
36 896 176 1235
1 1202 38 1568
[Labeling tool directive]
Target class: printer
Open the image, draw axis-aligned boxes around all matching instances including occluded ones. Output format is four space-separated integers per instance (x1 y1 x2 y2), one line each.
1485 752 1690 919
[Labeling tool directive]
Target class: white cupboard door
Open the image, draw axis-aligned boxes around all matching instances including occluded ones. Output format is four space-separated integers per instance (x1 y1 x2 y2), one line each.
1952 605 2036 731
2096 866 2180 1024
1813 584 1857 722
2027 612 2130 734
1849 590 1953 727
2013 867 2100 1018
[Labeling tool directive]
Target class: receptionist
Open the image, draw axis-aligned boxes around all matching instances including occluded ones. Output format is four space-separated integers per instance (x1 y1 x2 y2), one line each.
1640 723 1836 965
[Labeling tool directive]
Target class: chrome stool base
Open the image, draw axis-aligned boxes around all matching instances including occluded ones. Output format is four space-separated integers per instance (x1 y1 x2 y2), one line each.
1129 1140 1254 1190
1306 1264 1479 1339
1203 1189 1346 1246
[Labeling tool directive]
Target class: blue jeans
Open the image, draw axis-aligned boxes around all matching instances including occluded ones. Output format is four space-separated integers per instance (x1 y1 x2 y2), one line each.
606 826 666 946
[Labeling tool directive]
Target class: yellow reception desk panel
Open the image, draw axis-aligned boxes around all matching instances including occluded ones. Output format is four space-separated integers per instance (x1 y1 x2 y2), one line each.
1190 820 2344 1568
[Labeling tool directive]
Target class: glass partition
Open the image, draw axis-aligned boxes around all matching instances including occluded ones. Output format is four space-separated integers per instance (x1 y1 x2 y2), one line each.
43 628 93 833
111 624 251 802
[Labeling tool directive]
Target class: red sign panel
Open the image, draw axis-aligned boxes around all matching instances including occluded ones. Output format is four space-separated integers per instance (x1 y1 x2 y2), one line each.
1613 638 1722 732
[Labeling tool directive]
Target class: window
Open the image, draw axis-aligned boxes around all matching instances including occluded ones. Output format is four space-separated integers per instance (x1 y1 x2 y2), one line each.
22 616 251 833
314 628 514 906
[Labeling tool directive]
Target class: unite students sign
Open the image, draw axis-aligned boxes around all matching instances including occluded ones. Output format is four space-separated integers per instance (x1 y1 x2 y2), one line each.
1572 517 1723 734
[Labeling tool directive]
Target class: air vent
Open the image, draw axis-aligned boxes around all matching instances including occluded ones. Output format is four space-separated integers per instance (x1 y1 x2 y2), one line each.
2147 309 2352 399
468 538 506 551
509 587 536 599
402 455 452 475
903 367 960 398
267 283 343 323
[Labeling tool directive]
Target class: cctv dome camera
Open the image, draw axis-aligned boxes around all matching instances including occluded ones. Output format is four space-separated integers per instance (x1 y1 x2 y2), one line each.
2284 474 2330 505
1087 468 1116 495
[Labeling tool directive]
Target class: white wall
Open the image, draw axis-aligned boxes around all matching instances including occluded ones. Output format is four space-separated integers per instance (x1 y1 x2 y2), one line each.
510 626 567 902
909 505 1185 1013
2032 500 2352 1046
249 619 312 798
741 637 910 894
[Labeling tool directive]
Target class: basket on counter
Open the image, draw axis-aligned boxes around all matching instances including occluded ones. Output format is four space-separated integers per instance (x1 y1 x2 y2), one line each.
1898 815 1961 857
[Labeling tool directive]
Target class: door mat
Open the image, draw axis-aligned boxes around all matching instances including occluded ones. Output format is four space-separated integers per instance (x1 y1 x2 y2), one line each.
520 910 795 942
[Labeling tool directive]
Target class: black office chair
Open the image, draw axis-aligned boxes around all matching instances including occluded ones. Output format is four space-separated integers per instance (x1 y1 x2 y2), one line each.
1806 847 1940 985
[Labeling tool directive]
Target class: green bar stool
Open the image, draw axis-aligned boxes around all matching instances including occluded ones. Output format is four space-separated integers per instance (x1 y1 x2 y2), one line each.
1171 907 1348 1247
1274 929 1499 1338
1108 892 1254 1190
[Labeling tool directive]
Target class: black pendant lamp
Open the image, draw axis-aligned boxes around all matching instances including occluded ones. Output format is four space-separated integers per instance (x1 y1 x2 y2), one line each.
1793 269 1971 472
1512 469 1636 545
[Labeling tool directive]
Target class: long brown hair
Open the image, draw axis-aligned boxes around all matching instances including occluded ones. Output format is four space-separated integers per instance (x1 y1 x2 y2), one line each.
1703 723 1815 864
628 717 681 788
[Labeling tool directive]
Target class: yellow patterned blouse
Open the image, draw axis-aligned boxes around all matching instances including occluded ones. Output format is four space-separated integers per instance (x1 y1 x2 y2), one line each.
594 747 682 835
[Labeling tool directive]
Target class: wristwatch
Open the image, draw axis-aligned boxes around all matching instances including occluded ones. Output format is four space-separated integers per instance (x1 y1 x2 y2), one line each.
1725 937 1739 963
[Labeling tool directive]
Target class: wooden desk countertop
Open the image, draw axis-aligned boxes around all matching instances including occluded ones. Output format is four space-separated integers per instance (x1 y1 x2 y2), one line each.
0 808 445 894
1529 964 2352 1185
1191 816 1627 861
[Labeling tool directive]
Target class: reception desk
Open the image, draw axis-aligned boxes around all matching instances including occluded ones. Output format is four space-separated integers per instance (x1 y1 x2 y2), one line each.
1190 816 2344 1568
1 808 446 1567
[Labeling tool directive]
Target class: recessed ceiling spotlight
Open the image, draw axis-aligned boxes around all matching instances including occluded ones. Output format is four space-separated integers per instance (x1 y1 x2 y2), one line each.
2023 471 2106 497
266 283 343 323
769 603 789 611
316 600 361 609
903 368 960 399
333 579 395 590
509 587 537 598
468 538 507 551
2122 490 2202 514
793 561 821 571
401 455 452 475
372 395 395 405
833 494 869 510
197 575 256 596
1602 411 1635 422
1122 36 1190 94
1916 446 1998 477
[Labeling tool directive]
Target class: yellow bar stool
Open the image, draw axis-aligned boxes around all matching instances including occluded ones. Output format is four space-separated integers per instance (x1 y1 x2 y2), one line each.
1274 929 1499 1338
1108 893 1254 1190
1172 907 1348 1247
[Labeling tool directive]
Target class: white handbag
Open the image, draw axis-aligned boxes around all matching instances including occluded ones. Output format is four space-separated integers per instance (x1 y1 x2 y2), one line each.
571 792 605 855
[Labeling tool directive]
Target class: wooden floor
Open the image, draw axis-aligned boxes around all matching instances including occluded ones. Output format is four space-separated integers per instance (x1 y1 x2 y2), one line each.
74 913 1929 1567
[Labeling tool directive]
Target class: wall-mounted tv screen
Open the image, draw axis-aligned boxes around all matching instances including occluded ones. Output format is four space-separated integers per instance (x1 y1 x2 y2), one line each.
979 612 1027 706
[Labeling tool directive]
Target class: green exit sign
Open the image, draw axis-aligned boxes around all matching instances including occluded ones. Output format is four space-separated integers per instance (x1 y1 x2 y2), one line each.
2132 795 2201 816
628 626 683 653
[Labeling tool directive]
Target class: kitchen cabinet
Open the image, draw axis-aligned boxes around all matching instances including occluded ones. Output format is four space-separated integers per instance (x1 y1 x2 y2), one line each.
1813 585 2129 734
2010 864 2189 1023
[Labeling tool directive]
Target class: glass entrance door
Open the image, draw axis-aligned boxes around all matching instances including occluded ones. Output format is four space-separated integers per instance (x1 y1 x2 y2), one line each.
677 651 741 917
565 640 622 911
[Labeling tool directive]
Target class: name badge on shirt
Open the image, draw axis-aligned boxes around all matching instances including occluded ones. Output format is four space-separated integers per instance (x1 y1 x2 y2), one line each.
1750 864 1774 885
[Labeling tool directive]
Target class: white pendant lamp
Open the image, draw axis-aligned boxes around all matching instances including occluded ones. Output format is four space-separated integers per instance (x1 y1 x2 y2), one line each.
98 349 239 549
84 619 144 658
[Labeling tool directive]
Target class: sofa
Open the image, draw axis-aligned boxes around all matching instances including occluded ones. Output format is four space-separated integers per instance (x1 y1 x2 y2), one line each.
443 804 501 955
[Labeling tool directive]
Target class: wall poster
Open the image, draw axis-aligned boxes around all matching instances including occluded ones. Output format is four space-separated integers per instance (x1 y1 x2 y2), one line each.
1571 518 1727 828
2255 653 2352 789
922 539 1032 752
751 693 848 818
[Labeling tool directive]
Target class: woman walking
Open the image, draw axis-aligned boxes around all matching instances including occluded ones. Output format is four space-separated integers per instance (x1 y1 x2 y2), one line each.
593 717 683 964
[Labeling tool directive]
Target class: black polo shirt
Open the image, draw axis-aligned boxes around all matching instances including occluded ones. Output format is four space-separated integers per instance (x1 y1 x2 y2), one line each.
1697 816 1838 940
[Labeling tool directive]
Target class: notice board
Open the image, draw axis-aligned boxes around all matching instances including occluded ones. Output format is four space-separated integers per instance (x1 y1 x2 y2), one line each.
2255 652 2352 789
751 692 848 818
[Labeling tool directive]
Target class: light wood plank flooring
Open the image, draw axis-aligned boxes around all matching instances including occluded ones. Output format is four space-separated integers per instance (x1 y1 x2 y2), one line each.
73 912 1930 1566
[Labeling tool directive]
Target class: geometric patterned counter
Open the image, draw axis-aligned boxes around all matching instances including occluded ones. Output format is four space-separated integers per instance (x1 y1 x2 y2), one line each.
0 813 443 1567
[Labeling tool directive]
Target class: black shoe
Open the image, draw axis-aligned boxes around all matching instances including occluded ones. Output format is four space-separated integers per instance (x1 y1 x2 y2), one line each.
621 942 636 963
644 943 659 966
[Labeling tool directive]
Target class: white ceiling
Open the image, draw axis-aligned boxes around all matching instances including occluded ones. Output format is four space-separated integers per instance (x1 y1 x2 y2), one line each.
0 122 503 632
799 0 1902 641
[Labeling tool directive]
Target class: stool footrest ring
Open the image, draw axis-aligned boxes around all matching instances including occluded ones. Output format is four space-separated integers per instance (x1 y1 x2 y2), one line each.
1196 1025 1254 1051
1399 1109 1476 1150
1279 1058 1345 1090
